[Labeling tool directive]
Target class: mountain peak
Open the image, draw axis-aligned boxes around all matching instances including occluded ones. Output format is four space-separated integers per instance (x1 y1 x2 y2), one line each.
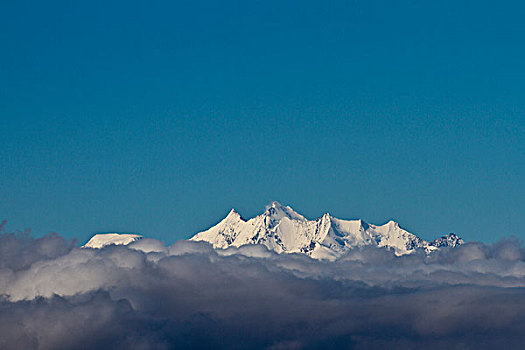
264 201 306 221
268 200 283 208
430 233 464 248
219 208 243 224
226 208 240 217
385 220 400 228
83 233 142 249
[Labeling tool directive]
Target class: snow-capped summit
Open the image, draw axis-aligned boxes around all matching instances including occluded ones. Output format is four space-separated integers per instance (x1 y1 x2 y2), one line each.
190 202 464 260
429 233 464 248
83 233 142 249
265 201 307 222
224 208 242 221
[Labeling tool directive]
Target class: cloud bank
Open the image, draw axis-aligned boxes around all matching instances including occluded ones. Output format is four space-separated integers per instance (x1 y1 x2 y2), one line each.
1 229 525 349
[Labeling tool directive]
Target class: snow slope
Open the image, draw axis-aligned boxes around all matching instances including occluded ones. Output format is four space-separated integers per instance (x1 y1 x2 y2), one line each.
191 201 464 260
83 233 142 249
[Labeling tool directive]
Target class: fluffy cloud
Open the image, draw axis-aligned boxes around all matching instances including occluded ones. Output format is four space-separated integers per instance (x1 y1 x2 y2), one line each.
1 229 525 349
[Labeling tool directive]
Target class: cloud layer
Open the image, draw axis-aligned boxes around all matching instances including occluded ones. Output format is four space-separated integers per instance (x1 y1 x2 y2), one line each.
1 230 525 349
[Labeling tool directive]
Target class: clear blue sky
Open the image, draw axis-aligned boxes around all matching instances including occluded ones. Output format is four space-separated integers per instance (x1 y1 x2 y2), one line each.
1 1 524 244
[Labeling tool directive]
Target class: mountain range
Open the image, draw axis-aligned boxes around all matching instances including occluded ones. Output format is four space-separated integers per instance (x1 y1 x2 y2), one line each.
84 201 464 260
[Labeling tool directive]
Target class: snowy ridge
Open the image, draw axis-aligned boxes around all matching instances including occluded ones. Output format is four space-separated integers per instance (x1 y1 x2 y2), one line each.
190 201 464 260
83 233 142 249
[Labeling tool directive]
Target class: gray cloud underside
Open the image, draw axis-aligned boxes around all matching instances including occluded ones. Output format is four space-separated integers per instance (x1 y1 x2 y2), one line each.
1 232 525 349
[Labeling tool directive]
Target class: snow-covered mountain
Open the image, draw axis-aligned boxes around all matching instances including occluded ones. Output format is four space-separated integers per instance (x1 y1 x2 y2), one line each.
81 202 464 259
430 233 464 248
190 201 464 260
83 233 142 249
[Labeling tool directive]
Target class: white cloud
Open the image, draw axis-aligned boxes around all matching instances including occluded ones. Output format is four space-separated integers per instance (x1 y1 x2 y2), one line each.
1 231 525 349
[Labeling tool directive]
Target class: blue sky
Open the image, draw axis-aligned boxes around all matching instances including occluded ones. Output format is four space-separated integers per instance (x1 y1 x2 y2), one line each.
1 0 524 244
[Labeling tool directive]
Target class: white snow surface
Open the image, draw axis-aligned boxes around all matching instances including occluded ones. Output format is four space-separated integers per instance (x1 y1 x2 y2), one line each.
81 202 464 260
83 233 142 249
190 201 463 260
